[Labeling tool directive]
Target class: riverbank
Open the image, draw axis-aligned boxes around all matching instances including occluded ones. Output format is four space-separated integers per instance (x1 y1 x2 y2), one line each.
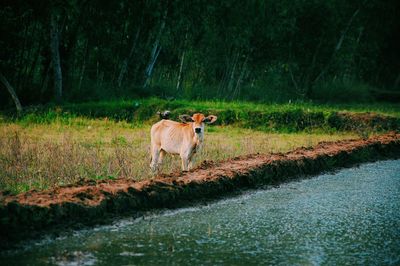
1 133 399 248
2 160 398 265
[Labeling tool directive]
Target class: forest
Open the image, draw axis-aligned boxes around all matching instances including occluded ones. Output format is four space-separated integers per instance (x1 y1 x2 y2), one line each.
1 0 400 110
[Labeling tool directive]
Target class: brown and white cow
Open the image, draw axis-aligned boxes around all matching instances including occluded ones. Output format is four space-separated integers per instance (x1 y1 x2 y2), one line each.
150 113 217 172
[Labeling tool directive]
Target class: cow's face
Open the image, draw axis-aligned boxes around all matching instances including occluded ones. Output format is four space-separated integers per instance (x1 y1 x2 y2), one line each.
179 113 218 135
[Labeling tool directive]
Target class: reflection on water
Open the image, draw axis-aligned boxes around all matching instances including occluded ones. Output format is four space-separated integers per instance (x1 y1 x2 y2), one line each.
1 160 400 265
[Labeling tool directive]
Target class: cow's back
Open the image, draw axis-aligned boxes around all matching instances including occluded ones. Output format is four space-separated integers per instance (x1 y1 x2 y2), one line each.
151 120 191 154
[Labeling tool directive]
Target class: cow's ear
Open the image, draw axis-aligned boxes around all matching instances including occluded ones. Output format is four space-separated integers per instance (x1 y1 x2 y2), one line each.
203 115 217 124
179 114 194 123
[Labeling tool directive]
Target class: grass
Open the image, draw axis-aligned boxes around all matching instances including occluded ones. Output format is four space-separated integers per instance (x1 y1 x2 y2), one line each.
1 98 398 194
0 117 358 194
2 98 399 135
67 98 400 116
3 98 400 123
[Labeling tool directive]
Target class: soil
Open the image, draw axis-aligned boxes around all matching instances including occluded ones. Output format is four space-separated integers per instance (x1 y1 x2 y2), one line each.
329 112 400 131
1 132 400 248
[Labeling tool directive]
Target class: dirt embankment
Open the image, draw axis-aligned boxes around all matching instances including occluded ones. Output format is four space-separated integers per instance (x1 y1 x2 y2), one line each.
328 112 400 131
1 133 400 247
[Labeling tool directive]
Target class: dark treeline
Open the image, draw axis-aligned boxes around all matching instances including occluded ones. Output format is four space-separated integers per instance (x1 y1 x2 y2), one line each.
1 0 399 109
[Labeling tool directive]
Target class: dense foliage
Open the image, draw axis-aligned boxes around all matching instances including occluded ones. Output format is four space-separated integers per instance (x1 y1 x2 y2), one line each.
1 0 399 108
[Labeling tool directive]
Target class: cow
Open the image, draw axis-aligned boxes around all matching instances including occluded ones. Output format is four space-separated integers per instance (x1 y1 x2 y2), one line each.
157 110 171 120
150 113 217 172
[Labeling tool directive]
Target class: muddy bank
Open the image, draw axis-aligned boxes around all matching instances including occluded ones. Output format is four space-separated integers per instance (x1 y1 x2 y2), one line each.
1 133 400 248
327 112 400 131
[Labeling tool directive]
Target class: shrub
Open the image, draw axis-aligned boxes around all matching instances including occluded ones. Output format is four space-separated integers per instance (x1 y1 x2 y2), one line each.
311 78 374 103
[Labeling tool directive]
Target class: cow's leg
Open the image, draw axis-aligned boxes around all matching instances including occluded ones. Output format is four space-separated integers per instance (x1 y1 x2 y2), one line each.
150 144 161 173
158 149 166 163
188 144 202 170
188 160 193 171
188 153 195 170
158 149 166 170
181 147 196 171
181 156 188 171
180 153 189 171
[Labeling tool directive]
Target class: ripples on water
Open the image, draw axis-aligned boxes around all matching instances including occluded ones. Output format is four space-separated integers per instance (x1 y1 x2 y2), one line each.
1 160 400 265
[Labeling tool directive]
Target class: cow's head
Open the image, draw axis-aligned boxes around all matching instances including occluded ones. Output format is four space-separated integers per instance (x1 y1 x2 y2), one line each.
179 113 218 135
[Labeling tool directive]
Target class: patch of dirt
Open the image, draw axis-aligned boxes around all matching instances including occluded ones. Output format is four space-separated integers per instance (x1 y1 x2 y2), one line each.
1 133 400 247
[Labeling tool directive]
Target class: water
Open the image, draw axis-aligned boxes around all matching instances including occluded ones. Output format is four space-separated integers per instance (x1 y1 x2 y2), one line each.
1 160 400 266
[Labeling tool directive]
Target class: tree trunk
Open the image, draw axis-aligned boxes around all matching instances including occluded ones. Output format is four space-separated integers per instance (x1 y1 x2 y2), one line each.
16 24 28 91
26 35 44 88
176 30 188 91
50 11 63 103
232 54 249 99
143 9 167 88
0 73 23 113
335 9 360 52
394 72 400 90
289 66 299 95
117 26 141 87
227 52 240 94
218 50 237 96
313 8 360 86
40 61 51 101
22 22 40 90
176 50 186 91
78 40 89 91
302 37 324 97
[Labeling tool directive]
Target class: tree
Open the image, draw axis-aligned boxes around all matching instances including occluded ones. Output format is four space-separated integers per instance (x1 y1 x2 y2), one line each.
50 6 62 103
0 72 23 113
143 7 168 88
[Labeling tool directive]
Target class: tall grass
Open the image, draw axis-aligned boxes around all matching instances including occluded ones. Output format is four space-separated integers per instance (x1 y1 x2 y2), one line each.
0 120 357 194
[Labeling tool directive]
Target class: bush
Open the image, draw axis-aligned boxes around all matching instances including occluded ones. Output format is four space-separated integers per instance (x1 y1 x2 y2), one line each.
2 98 399 132
312 79 374 103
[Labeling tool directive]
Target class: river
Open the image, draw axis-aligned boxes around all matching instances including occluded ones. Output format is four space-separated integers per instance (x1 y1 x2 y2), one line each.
1 159 399 265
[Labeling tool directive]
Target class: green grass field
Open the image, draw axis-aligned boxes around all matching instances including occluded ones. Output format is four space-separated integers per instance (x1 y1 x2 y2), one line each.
1 98 398 194
2 98 400 135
